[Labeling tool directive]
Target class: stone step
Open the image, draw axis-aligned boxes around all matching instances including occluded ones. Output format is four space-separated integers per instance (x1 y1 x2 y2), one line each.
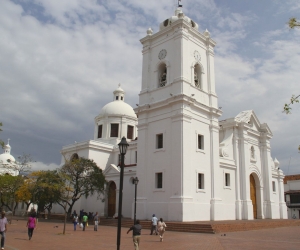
100 218 215 234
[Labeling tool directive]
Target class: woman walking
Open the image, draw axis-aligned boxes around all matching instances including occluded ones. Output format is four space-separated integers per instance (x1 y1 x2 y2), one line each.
26 213 36 240
157 218 167 242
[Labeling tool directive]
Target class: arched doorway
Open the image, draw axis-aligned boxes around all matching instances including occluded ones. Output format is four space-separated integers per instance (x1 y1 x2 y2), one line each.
250 174 257 219
108 181 116 217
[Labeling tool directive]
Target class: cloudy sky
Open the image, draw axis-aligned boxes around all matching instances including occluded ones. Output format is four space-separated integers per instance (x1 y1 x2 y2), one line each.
1 0 300 174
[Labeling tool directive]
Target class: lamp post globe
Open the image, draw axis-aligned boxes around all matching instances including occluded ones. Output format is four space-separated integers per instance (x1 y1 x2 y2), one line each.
116 137 129 250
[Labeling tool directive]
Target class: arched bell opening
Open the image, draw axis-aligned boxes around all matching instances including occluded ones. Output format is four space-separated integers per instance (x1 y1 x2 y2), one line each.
158 63 167 87
194 63 202 89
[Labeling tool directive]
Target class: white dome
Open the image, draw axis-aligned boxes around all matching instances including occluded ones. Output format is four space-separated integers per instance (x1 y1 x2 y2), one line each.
0 140 15 166
159 8 199 31
0 153 15 164
99 101 137 118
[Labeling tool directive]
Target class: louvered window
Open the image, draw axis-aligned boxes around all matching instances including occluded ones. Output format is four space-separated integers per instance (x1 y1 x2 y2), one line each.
110 124 119 137
127 125 134 139
98 125 102 138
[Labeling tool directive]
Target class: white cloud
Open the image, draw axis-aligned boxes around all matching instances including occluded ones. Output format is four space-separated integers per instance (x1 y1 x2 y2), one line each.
31 161 60 171
1 0 300 175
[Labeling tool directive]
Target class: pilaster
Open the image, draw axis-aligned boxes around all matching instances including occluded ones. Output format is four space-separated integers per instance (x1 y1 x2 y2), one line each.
233 127 242 220
260 132 273 218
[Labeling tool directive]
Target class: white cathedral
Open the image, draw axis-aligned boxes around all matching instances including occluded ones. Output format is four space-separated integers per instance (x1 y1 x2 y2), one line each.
52 9 287 221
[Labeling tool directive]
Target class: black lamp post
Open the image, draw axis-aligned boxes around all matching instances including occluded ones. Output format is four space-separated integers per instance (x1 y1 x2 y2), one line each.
117 137 129 250
133 177 139 224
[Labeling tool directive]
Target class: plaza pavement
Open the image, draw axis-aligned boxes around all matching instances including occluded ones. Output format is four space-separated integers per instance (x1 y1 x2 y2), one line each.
3 219 300 250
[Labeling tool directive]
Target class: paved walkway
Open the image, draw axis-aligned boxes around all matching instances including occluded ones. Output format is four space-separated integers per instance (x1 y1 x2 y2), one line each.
3 219 300 250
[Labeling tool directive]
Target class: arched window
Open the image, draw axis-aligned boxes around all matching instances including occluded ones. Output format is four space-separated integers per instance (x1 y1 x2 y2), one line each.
194 64 202 89
70 153 79 162
158 63 167 87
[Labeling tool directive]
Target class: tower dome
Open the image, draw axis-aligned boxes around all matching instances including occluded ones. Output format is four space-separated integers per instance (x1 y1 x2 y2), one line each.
94 85 137 142
0 139 17 175
159 8 199 31
98 85 137 118
0 139 16 164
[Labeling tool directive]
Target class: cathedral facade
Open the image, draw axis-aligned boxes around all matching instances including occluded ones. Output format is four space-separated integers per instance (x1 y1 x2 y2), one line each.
53 9 287 221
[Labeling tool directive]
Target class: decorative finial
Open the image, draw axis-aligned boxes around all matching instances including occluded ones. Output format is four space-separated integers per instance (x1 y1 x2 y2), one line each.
178 0 182 8
204 29 210 38
7 138 10 145
118 83 121 88
147 27 153 36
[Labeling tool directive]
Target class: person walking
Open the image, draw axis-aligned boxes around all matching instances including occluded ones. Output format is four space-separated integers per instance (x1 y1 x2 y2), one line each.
0 211 8 250
73 214 78 231
157 218 167 242
127 219 142 250
26 213 37 240
82 213 88 231
93 212 99 231
72 210 77 217
79 209 84 222
150 214 158 235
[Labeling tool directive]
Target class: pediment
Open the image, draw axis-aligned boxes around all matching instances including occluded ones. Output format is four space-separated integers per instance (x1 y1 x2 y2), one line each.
234 110 272 135
103 164 120 175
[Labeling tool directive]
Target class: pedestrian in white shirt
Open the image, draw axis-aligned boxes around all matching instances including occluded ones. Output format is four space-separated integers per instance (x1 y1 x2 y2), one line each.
150 214 158 235
0 211 8 250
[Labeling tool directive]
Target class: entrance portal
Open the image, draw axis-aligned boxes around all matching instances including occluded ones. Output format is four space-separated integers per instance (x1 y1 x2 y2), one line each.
250 174 257 219
108 181 116 217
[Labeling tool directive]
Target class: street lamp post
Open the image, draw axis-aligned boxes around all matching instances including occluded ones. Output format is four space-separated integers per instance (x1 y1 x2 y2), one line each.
133 177 139 225
117 137 129 250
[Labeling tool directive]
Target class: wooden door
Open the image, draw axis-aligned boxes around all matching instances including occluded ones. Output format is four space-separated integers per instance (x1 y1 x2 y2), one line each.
250 174 257 219
108 182 116 217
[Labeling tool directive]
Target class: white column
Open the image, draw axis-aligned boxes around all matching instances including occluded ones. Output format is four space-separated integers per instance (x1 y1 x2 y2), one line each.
278 172 288 219
233 127 242 220
238 124 253 219
210 121 222 220
260 133 273 218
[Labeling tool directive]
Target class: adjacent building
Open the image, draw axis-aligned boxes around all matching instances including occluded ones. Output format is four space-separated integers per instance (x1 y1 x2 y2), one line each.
284 175 300 219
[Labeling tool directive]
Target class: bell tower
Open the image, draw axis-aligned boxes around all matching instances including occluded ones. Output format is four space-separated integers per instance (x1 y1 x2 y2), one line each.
135 8 222 221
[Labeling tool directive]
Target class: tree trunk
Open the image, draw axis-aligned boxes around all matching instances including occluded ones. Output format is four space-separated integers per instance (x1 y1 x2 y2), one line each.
63 205 67 235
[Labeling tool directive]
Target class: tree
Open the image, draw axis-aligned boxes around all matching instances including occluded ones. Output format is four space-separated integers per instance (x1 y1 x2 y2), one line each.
58 157 106 216
285 18 300 114
0 123 4 149
31 170 64 215
15 177 33 211
285 18 300 151
0 175 24 215
283 94 300 114
288 18 300 28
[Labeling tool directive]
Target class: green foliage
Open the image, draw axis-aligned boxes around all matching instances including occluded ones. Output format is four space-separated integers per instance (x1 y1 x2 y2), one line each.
283 95 300 114
0 175 24 214
29 170 65 213
289 18 300 29
58 157 106 215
